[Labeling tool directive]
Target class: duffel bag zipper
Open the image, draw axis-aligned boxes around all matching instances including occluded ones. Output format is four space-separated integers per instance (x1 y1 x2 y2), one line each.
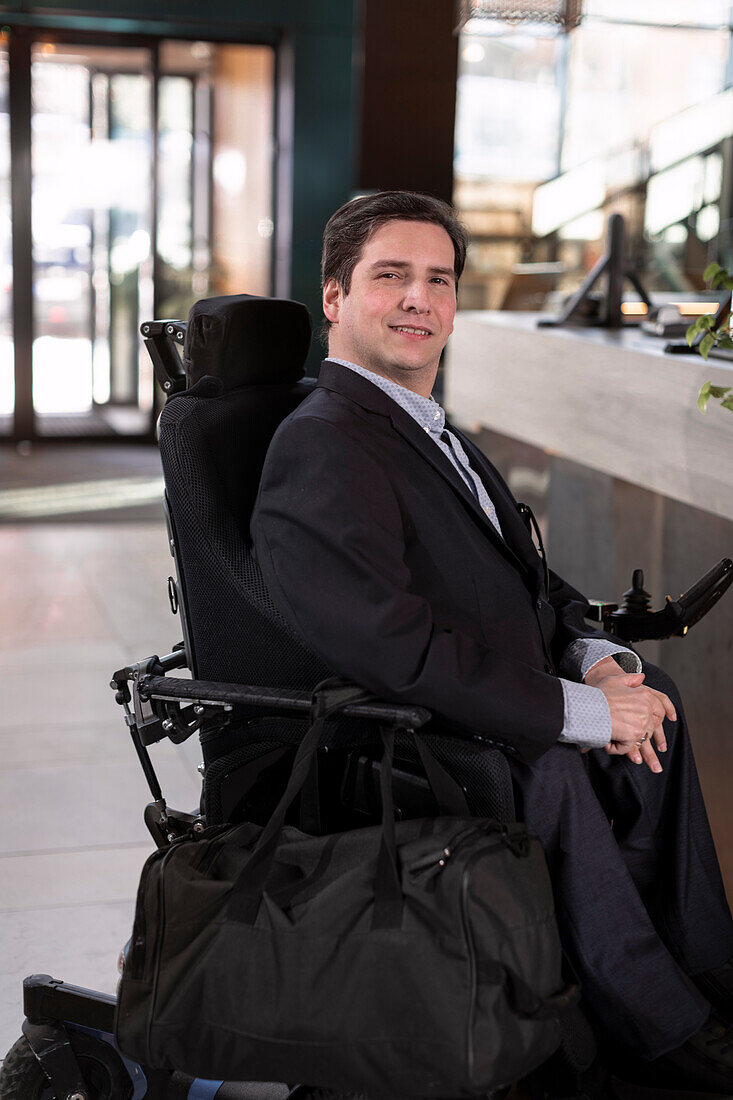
407 821 526 882
407 824 480 881
457 829 532 1085
461 854 479 1082
129 845 171 981
147 840 182 1058
129 829 207 981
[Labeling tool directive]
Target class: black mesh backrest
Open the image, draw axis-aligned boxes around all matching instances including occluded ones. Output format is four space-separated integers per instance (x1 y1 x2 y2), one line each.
158 296 331 688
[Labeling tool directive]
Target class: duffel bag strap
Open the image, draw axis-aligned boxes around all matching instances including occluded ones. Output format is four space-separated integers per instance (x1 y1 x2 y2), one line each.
371 726 402 929
228 677 373 924
413 736 471 818
371 731 471 928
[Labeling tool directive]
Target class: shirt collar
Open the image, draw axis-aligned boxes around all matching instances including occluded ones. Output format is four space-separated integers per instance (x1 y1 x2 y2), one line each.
327 358 446 436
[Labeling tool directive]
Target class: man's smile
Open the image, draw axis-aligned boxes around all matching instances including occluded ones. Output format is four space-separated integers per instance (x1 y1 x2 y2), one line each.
389 324 433 338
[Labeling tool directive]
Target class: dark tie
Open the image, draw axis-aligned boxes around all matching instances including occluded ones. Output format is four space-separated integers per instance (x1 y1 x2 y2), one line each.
439 429 502 536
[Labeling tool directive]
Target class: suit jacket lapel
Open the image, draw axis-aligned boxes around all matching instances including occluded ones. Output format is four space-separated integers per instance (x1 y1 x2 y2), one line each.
386 410 530 572
316 361 531 578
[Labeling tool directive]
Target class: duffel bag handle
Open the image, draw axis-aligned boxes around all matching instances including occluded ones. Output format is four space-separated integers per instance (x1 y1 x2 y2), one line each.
370 728 471 928
228 678 373 924
227 677 472 928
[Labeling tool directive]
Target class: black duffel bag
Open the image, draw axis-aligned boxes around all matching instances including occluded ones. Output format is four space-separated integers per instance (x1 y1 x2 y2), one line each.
115 682 577 1098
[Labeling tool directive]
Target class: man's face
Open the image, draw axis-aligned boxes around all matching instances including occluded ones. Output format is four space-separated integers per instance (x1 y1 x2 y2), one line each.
323 219 457 393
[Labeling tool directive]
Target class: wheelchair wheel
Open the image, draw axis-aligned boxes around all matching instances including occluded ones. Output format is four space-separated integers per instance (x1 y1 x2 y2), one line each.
0 1031 133 1100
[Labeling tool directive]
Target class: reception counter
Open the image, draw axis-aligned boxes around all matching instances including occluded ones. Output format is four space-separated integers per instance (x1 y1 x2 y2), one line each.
445 311 733 897
446 311 733 523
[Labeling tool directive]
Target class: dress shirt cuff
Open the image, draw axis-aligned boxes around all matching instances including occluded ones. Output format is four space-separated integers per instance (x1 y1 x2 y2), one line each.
557 679 612 749
559 637 642 681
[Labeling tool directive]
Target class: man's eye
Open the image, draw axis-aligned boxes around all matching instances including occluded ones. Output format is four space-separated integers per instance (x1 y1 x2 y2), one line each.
431 277 450 286
378 272 398 279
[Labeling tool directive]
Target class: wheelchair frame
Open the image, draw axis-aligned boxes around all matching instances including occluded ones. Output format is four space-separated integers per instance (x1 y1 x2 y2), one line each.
4 309 733 1100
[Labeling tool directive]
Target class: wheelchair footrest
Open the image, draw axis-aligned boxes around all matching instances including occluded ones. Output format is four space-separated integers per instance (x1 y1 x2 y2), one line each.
23 974 116 1032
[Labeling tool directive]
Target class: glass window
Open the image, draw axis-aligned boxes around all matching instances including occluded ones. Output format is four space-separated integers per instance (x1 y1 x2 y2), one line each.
562 16 729 171
16 38 273 437
584 0 732 29
455 28 563 183
0 35 10 431
210 44 274 298
157 40 274 321
29 42 154 429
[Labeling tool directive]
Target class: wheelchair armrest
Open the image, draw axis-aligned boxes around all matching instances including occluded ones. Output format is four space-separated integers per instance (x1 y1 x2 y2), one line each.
137 674 432 734
585 558 733 642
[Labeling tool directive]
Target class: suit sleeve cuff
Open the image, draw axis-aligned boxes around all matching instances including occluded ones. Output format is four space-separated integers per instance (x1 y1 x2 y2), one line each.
557 679 612 749
559 637 642 681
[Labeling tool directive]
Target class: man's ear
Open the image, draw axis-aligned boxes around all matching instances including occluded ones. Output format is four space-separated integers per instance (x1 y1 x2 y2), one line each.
322 278 342 324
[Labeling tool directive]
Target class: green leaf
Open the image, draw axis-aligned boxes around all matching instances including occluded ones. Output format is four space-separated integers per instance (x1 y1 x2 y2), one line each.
698 381 712 412
721 277 733 291
704 262 723 282
711 271 728 288
720 395 733 411
708 385 731 398
686 315 715 343
699 333 715 360
716 335 733 349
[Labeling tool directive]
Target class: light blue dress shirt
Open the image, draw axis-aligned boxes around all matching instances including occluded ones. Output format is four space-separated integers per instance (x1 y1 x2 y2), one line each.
329 358 643 749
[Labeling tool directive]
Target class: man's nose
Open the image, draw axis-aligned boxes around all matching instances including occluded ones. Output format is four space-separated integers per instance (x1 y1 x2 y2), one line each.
401 281 431 313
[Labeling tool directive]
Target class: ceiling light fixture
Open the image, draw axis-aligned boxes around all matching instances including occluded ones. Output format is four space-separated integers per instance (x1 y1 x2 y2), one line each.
455 0 584 33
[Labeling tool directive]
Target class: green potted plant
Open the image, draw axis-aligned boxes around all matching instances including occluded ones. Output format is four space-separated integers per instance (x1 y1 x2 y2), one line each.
686 262 733 413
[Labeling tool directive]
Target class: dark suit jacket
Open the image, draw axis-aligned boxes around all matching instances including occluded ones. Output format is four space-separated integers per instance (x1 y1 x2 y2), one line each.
252 360 608 763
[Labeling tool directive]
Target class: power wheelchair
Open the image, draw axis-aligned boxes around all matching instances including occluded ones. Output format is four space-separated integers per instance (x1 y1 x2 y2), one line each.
2 294 731 1100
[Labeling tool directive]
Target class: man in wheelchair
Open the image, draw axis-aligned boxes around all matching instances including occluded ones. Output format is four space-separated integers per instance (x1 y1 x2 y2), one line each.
251 191 733 1093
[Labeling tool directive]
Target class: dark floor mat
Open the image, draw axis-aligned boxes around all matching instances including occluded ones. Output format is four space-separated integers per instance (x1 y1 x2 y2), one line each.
0 443 165 523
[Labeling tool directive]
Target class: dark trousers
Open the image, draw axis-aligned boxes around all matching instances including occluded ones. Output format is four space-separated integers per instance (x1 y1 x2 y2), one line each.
508 662 733 1060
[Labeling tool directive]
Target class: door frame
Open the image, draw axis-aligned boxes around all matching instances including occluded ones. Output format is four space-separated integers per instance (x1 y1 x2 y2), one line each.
4 22 282 443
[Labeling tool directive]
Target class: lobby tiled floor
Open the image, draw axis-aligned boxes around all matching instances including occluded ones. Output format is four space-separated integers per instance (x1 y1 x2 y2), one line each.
0 512 201 1058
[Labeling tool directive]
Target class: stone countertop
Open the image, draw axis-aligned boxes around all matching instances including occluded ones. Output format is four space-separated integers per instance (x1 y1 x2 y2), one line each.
446 311 733 523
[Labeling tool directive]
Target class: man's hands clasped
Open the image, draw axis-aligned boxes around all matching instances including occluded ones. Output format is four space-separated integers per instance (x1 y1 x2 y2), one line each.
583 656 676 774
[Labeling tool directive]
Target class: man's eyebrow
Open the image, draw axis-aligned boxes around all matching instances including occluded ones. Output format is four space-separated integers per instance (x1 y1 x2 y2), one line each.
369 259 455 278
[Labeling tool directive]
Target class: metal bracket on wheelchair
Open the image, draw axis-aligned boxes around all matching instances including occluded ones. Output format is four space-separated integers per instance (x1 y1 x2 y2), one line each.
584 558 733 642
22 1016 90 1100
144 802 205 848
110 648 201 833
140 318 187 397
111 649 193 747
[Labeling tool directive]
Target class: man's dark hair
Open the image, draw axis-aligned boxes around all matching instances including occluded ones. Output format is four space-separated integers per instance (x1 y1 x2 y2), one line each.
321 190 469 295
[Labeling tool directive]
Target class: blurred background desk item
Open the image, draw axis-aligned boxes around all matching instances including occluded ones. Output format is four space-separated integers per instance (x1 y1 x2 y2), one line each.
447 311 733 894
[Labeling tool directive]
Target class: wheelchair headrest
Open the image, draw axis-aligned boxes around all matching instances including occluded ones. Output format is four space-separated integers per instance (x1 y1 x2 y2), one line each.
184 294 312 390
